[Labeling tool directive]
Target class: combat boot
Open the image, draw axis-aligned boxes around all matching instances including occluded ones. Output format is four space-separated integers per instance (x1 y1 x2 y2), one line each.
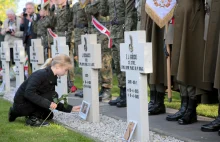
26 116 49 127
178 98 197 125
148 91 156 111
149 92 166 115
166 96 189 121
117 87 127 107
99 87 112 102
8 107 19 122
108 87 123 106
201 104 220 132
75 90 83 98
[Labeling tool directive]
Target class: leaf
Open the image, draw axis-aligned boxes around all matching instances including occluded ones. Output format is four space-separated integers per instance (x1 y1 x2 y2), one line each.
53 98 58 104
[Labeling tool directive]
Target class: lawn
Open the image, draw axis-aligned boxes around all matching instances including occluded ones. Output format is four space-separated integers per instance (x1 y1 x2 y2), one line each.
74 68 219 118
0 98 94 142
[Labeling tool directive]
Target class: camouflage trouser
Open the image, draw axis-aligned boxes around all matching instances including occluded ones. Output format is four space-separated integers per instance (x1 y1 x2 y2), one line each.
98 34 112 89
112 38 126 88
69 31 75 82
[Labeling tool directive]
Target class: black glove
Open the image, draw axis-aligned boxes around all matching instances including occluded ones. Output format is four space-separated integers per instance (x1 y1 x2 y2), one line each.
163 44 169 57
66 0 70 9
50 4 55 12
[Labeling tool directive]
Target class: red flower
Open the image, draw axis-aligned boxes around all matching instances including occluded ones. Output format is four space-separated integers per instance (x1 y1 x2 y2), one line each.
70 86 77 93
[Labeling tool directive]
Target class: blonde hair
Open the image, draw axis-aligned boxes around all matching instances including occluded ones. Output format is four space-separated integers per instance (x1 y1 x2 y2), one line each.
40 54 73 69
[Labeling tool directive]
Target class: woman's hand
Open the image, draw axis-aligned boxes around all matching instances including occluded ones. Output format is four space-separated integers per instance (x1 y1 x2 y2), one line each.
72 106 81 112
50 102 57 110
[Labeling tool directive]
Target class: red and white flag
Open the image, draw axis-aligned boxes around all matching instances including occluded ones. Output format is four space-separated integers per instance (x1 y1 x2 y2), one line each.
47 28 58 38
92 16 112 48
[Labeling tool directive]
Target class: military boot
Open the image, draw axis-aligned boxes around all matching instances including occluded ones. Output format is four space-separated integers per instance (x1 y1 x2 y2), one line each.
99 87 112 102
166 96 189 121
8 107 19 122
178 98 197 125
26 116 49 127
75 90 83 98
149 92 166 115
108 87 123 106
117 87 127 108
148 91 156 111
201 104 220 132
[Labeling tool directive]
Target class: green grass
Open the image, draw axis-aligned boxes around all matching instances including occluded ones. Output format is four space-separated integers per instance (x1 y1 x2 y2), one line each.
74 68 219 118
0 98 94 142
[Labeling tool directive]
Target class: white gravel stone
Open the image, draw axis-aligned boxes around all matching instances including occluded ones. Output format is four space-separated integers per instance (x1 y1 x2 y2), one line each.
3 89 184 142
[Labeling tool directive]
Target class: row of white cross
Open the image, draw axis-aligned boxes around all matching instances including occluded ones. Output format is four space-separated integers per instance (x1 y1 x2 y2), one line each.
0 31 152 141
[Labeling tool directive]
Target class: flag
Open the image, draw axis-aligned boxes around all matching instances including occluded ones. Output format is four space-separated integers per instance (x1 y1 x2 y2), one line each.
92 16 112 48
47 28 58 38
145 0 177 28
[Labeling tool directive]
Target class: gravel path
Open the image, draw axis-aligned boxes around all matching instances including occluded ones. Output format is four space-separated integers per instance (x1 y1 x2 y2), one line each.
3 89 184 142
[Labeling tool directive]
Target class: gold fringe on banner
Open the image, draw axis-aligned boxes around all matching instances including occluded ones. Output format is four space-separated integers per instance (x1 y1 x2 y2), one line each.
43 0 50 8
79 0 89 8
145 3 176 28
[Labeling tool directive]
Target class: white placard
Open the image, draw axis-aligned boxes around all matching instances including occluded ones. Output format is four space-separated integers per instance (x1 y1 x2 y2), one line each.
79 100 91 120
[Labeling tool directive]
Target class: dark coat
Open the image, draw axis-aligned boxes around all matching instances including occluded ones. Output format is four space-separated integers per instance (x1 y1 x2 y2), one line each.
140 1 166 86
171 0 211 91
203 0 220 89
14 66 73 112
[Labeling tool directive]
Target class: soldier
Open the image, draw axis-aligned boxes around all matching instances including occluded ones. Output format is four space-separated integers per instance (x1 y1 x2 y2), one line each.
85 0 113 101
99 0 137 107
49 0 75 90
33 5 52 61
68 1 88 97
201 0 220 134
139 0 167 115
169 0 212 125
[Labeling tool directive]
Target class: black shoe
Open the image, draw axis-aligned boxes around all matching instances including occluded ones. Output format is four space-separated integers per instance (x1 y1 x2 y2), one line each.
75 90 83 98
201 117 220 132
108 87 125 106
99 87 111 102
117 99 127 107
149 92 166 115
26 116 49 127
116 87 126 107
108 96 121 106
178 99 197 125
8 107 18 122
166 96 189 121
148 91 156 111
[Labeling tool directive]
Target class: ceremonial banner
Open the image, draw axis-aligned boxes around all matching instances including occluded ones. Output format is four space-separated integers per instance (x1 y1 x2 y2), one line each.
145 0 177 28
79 0 90 8
43 0 50 7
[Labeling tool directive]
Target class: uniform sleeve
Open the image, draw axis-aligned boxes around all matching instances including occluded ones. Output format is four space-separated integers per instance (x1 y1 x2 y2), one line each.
125 0 137 31
99 0 109 17
24 73 51 109
32 20 38 35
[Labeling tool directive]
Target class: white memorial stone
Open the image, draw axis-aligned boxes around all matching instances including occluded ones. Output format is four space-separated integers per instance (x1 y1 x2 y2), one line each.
120 31 152 141
0 42 11 92
13 40 26 88
51 37 69 98
30 39 44 72
78 34 101 123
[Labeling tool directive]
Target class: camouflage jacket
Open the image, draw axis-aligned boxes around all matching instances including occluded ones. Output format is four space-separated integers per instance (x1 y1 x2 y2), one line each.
99 0 137 39
50 6 72 43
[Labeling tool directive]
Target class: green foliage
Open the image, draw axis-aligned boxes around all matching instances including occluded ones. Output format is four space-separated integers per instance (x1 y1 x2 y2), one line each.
0 0 17 22
53 94 69 108
0 98 94 142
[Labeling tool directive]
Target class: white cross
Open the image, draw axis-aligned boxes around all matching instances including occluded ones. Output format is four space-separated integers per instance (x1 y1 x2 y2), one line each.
78 34 101 122
120 31 152 141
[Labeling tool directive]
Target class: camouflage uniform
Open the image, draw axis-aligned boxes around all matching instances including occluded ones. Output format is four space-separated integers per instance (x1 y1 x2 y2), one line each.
69 2 88 58
50 5 74 83
100 0 136 107
85 1 113 89
99 0 136 88
33 16 52 60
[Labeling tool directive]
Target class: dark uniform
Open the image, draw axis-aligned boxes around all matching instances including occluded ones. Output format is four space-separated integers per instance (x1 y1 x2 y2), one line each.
8 66 73 126
201 0 220 134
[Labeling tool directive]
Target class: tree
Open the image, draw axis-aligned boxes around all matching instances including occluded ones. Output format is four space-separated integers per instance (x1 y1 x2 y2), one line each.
0 0 17 22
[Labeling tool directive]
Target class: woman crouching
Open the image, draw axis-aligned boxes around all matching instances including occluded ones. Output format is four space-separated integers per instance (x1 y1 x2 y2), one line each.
8 54 80 127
